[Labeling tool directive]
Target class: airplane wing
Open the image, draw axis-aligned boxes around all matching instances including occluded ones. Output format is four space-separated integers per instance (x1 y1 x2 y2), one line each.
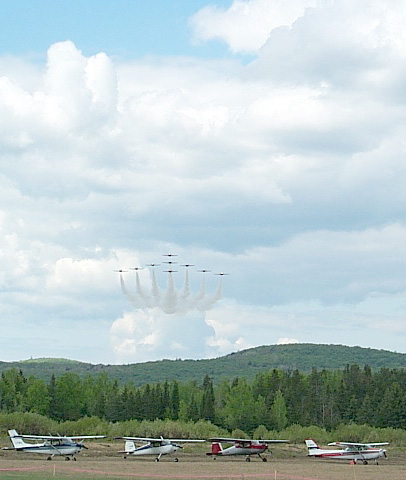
120 436 204 443
16 434 105 441
15 434 64 440
209 437 288 444
328 441 389 448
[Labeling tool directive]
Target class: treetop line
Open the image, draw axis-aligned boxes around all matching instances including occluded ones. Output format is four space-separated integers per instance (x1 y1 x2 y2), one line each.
1 364 405 432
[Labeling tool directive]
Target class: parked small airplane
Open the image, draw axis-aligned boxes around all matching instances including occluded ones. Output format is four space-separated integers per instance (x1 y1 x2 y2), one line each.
118 436 204 462
6 430 105 461
207 437 289 462
305 438 388 465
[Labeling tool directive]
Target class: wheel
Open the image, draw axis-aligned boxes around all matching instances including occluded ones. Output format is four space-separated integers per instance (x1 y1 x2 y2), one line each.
213 457 217 461
123 455 127 460
363 460 368 465
245 457 251 462
47 456 52 461
262 457 267 462
174 458 179 462
65 457 70 461
155 458 160 462
73 457 77 461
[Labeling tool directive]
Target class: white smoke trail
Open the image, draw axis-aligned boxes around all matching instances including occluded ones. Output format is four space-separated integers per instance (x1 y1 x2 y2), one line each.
151 268 161 307
120 274 142 309
119 265 223 315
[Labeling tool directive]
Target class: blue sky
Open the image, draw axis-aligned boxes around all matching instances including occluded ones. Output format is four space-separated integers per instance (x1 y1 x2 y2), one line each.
1 0 406 364
0 0 233 59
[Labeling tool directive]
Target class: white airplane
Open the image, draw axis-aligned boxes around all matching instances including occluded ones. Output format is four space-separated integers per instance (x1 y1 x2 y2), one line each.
207 437 289 462
305 438 388 465
6 430 105 461
118 436 204 462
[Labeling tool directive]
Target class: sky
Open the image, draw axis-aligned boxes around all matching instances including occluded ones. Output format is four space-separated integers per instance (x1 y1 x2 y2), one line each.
1 0 406 364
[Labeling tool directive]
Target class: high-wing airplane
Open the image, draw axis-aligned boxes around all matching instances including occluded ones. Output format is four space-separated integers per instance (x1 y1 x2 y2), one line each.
305 438 388 465
207 437 289 462
118 436 204 462
6 430 105 461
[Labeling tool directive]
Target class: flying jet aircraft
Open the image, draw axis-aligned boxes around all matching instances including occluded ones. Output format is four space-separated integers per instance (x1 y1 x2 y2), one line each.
215 272 229 276
117 436 204 462
197 269 211 273
305 439 388 465
129 267 144 271
6 430 105 461
114 269 128 273
163 254 177 257
207 437 289 462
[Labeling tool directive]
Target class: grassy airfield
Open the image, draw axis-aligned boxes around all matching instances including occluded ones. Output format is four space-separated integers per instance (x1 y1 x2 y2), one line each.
0 442 406 480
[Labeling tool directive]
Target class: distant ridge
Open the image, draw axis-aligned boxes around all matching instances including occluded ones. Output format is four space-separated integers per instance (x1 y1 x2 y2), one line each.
1 343 405 386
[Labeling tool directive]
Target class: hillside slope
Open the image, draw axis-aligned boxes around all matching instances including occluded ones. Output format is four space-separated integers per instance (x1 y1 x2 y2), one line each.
1 343 405 386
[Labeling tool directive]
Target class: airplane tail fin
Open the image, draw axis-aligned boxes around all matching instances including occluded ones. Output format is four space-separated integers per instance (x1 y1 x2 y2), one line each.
125 440 136 453
8 430 30 450
211 442 223 455
305 439 320 456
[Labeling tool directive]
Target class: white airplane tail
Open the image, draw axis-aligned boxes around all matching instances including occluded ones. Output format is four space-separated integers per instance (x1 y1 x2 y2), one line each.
125 440 136 453
8 430 30 449
305 439 320 456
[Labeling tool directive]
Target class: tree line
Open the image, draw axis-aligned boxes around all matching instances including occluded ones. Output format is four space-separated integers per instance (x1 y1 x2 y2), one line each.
0 364 405 433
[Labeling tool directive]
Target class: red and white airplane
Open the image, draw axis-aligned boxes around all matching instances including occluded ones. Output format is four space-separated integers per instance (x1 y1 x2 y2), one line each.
207 437 289 462
305 438 388 465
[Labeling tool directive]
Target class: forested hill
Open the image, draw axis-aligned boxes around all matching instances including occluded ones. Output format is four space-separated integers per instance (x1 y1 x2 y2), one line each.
1 343 405 386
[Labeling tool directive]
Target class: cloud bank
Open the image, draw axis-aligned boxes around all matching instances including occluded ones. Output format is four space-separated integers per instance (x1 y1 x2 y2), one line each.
1 0 406 362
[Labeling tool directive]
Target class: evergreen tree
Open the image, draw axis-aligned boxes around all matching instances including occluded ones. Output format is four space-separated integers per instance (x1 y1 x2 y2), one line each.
170 380 180 420
270 389 287 431
200 374 215 422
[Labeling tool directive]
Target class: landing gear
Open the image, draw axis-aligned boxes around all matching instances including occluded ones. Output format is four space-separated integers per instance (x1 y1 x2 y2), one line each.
155 457 160 462
245 456 251 462
65 457 70 461
262 457 267 462
47 456 52 461
362 460 368 465
174 458 179 462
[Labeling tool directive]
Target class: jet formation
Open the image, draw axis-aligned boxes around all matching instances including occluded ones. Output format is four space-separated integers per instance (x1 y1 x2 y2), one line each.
115 255 228 315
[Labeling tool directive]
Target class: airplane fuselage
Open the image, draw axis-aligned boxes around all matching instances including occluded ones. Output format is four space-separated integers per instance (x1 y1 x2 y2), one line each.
15 443 82 456
309 447 386 462
129 444 179 456
207 441 268 458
